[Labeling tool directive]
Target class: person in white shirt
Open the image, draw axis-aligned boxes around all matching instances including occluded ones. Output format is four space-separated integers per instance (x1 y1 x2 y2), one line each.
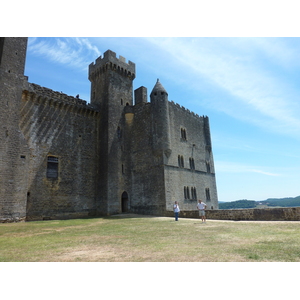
173 201 180 221
197 199 207 223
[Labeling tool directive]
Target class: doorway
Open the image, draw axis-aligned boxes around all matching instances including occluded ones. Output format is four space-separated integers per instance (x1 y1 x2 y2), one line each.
121 191 129 213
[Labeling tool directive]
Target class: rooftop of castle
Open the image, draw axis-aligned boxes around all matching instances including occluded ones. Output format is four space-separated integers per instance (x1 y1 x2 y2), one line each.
150 79 168 96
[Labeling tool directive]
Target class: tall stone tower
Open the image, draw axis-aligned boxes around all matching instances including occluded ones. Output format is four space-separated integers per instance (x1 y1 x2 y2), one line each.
0 37 29 221
88 50 136 214
150 79 172 159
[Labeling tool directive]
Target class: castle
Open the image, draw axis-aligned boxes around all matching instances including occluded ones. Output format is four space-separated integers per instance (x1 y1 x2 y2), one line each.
0 37 218 222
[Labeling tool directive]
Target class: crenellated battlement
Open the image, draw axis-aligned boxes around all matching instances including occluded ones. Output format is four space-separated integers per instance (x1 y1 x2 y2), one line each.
169 100 204 120
23 83 99 115
88 49 135 81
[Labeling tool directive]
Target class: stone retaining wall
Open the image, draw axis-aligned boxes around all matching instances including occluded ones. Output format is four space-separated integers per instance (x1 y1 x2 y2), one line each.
165 207 300 221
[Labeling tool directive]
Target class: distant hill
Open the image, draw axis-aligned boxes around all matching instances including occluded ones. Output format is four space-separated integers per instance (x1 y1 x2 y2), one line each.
260 196 300 207
219 196 300 209
219 200 257 209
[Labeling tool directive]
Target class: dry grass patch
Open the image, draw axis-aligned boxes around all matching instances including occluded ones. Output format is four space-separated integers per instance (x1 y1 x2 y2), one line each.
1 215 300 262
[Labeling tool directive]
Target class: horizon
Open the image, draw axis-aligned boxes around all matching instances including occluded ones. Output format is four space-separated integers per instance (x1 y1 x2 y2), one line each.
220 195 300 203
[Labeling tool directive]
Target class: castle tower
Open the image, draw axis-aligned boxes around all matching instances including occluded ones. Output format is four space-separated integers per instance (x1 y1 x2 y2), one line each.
150 79 172 159
88 50 135 214
0 37 30 222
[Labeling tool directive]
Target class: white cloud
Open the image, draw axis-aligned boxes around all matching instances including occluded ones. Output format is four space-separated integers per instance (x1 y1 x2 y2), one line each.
249 169 280 177
27 37 101 71
215 161 280 177
247 37 300 69
144 37 300 138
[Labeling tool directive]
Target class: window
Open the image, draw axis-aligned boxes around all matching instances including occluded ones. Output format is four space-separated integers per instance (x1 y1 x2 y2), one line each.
191 187 197 199
178 155 184 168
189 158 195 170
184 187 190 199
206 161 211 173
205 188 211 201
184 186 197 200
181 128 187 141
117 126 122 139
47 156 58 178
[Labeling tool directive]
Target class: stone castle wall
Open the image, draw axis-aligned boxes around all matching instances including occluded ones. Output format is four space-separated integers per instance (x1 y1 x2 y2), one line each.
0 37 30 222
1 39 219 221
165 207 300 221
164 101 218 212
126 102 166 215
20 84 100 220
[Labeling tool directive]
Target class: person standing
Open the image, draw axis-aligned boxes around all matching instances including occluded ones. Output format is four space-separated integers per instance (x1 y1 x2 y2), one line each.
197 199 207 223
173 201 180 221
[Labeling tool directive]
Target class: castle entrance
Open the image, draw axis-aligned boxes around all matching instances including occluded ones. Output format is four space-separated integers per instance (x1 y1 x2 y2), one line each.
121 191 129 213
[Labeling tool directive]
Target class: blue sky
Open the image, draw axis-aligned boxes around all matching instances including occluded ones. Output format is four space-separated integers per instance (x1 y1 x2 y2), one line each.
24 37 300 202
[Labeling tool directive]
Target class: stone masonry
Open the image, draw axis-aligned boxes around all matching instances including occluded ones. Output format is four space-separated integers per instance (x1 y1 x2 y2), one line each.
0 38 219 222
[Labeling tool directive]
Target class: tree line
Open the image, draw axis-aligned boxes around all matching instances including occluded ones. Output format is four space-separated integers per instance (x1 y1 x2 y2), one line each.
219 196 300 209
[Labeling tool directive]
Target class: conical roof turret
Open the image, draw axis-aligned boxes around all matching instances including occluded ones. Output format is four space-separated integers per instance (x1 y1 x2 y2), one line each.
150 79 168 96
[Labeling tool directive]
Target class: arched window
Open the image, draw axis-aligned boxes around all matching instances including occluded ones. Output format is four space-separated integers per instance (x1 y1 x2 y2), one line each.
191 187 197 199
178 155 184 168
206 162 211 173
189 158 195 170
205 188 211 201
181 128 187 141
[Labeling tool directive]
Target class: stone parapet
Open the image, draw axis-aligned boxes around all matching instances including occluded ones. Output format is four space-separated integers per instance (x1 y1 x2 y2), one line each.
164 207 300 221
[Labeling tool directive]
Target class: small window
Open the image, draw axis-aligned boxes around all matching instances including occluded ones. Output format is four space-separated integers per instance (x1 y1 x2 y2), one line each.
191 187 197 199
47 156 58 178
189 158 195 170
117 126 122 139
205 188 211 201
206 162 211 173
181 128 187 141
184 186 190 199
178 155 184 168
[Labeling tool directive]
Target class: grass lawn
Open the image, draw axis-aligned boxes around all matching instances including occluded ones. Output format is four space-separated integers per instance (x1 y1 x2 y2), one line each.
1 214 300 262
